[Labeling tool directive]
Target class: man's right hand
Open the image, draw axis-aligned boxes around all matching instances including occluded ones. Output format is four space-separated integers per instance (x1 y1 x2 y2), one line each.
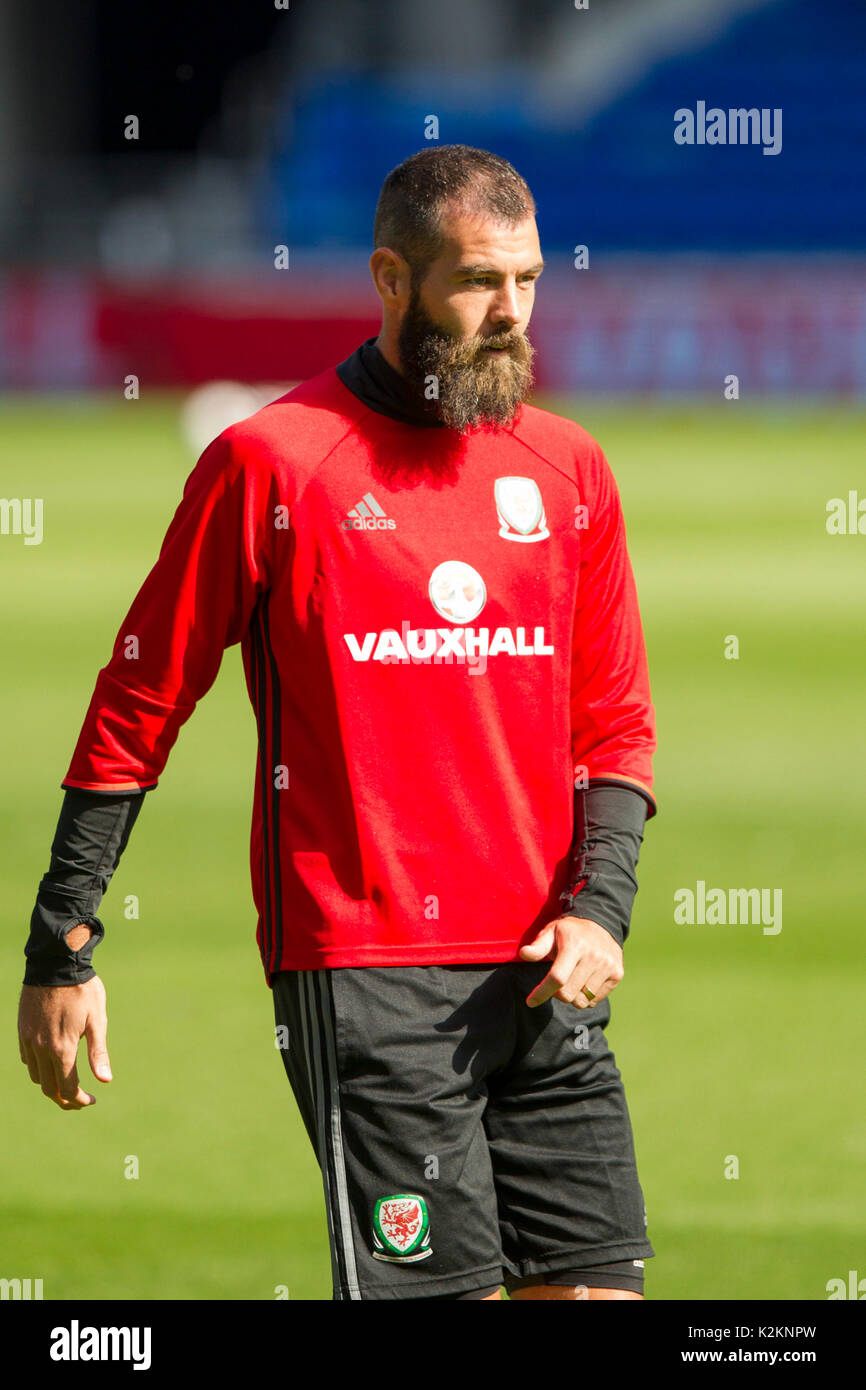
18 955 111 1110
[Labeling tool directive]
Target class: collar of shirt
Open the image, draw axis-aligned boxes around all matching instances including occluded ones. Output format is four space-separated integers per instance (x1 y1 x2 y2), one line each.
336 337 446 428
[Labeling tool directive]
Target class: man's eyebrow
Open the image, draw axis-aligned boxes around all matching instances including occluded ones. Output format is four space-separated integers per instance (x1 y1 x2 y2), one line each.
454 262 545 277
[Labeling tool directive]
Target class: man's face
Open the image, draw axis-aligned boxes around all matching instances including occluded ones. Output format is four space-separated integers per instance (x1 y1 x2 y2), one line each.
397 209 542 431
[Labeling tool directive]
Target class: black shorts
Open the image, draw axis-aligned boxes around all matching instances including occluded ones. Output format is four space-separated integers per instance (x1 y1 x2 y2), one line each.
271 961 654 1300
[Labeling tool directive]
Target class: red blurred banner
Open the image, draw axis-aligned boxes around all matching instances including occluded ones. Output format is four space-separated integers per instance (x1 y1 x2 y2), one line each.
2 262 865 395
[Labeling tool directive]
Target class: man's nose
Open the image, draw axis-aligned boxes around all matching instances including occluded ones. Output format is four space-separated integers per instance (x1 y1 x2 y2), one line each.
487 282 521 329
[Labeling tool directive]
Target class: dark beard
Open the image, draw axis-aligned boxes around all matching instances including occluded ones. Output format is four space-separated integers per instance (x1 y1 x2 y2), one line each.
397 283 535 432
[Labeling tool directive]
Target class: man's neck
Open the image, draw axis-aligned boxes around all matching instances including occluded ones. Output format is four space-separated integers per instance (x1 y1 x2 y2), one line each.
373 332 405 378
335 337 445 428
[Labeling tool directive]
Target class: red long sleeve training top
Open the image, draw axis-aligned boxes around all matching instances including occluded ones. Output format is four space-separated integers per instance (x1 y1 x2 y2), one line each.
63 365 656 982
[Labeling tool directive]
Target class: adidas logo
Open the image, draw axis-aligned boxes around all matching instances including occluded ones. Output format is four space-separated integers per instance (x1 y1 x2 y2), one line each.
342 492 396 531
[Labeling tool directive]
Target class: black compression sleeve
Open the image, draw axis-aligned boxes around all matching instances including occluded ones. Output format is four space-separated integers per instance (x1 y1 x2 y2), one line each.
557 783 651 948
23 789 147 987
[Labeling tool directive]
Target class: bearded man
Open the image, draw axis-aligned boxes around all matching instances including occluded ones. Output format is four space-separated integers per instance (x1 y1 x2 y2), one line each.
19 145 658 1302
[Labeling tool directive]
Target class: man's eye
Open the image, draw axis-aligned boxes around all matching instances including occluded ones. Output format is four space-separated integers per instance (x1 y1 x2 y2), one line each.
465 275 536 287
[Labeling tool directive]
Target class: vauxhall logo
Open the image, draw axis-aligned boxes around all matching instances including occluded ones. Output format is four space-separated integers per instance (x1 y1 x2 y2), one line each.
342 560 554 664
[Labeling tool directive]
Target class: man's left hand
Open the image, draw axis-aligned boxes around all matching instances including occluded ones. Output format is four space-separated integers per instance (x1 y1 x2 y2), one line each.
519 916 624 1009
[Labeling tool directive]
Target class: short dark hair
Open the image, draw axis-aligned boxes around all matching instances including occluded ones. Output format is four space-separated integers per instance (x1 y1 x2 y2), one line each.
373 145 536 281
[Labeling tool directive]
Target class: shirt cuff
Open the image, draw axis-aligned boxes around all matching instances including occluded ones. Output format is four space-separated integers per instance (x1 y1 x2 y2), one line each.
23 787 146 987
23 911 105 986
558 783 650 946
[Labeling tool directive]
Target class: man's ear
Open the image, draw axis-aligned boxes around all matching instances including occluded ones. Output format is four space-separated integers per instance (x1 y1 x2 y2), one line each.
369 246 410 306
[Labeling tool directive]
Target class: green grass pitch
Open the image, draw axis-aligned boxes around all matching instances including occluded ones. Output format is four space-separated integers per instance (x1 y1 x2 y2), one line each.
1 391 864 1300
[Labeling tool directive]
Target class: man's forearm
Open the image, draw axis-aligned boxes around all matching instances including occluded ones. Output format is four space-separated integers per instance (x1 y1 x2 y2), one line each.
23 789 146 987
559 782 653 947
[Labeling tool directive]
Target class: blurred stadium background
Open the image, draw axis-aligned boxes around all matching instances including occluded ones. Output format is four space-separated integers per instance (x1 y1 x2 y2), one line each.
1 0 864 1301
